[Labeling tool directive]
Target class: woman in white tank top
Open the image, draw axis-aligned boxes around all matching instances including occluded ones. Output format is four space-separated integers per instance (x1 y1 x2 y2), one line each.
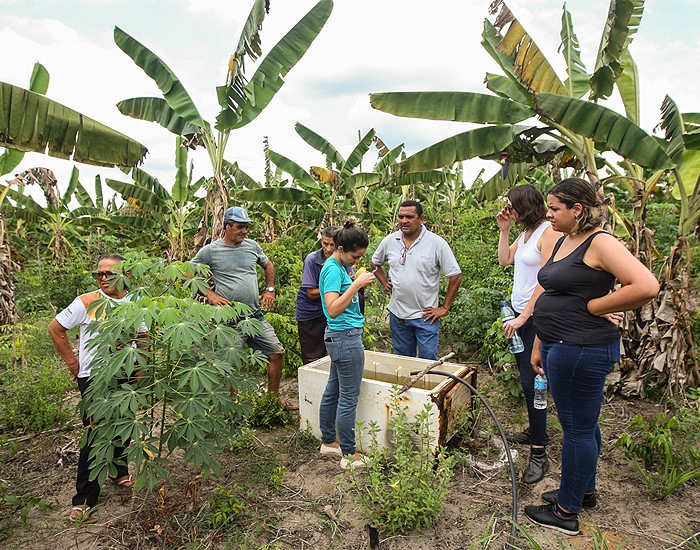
496 184 559 484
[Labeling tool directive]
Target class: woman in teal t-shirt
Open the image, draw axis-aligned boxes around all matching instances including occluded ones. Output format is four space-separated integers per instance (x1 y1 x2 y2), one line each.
318 218 376 469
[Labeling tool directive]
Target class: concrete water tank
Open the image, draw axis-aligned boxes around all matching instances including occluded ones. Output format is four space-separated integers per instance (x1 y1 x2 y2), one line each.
298 350 478 454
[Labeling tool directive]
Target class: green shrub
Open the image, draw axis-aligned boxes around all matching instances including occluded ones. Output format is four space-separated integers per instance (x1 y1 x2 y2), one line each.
0 359 72 432
344 392 455 535
206 486 246 529
249 389 289 428
616 411 700 499
15 255 94 315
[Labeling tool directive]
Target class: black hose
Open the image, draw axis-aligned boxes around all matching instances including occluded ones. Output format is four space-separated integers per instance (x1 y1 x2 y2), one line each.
410 369 519 549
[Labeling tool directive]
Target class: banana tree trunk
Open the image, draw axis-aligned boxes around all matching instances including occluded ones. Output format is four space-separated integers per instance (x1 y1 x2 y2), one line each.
194 174 228 250
616 237 699 397
0 220 17 325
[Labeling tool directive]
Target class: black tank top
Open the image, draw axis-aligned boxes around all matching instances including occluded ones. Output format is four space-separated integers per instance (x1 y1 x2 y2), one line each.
534 232 619 346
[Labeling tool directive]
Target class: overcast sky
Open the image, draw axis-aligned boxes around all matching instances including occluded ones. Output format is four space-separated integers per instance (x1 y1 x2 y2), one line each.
1 0 699 205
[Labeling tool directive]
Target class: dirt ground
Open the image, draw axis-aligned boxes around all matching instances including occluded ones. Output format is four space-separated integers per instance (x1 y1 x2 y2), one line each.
1 372 699 550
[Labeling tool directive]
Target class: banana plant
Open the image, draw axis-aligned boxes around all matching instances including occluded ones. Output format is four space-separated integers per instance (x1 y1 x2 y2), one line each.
242 123 413 231
106 137 206 261
114 0 333 248
2 167 103 264
368 0 672 198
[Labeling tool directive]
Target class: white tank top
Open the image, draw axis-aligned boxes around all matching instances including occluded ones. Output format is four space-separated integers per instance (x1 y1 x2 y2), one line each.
511 221 551 313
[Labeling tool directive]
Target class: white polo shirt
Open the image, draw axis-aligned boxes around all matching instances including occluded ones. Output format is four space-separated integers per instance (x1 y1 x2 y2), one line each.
372 226 461 320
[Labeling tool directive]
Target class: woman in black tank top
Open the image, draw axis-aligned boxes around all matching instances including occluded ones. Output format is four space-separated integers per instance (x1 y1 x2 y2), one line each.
523 178 659 536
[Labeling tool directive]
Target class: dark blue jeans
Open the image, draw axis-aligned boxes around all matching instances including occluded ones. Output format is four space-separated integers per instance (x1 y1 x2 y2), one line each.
514 313 547 447
540 339 620 514
389 312 440 360
319 327 365 456
75 377 130 508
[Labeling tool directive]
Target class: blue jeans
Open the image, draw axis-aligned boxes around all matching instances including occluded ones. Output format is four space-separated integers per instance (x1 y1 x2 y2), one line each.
390 312 439 360
319 327 365 456
541 339 620 514
514 313 547 447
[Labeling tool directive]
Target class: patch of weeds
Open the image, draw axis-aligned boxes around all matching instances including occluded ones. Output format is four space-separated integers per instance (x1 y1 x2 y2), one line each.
616 411 700 499
342 390 455 536
239 445 279 490
2 493 51 525
0 358 72 432
671 528 700 549
293 425 321 452
249 390 289 428
268 466 285 491
206 486 246 529
494 364 524 401
227 425 255 452
589 526 626 549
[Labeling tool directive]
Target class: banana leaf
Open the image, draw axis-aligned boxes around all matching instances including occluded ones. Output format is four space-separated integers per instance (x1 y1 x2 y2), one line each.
484 73 532 105
370 91 534 124
617 51 640 124
535 92 673 170
341 129 375 177
496 16 567 96
215 0 266 130
481 20 529 100
106 179 167 211
227 0 333 130
474 162 529 201
589 0 645 101
374 143 404 172
114 26 206 129
267 149 319 190
560 5 589 98
294 122 344 168
222 160 259 190
0 81 147 167
117 97 202 137
400 125 518 173
239 187 311 204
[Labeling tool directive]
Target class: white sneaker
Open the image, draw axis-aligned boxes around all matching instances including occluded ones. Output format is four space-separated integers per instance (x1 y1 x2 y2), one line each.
320 443 343 457
340 455 368 470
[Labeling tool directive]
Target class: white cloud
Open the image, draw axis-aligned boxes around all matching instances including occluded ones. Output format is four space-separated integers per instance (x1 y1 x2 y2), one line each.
1 0 698 200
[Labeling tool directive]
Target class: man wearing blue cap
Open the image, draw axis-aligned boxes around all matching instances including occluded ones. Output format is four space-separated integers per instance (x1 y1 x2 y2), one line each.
191 206 296 409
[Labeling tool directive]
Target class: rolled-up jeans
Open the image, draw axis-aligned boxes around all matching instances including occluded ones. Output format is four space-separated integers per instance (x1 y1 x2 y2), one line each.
541 339 620 514
319 327 365 456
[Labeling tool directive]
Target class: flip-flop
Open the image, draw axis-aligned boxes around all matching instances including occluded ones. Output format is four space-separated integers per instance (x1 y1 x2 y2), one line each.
280 399 299 411
70 505 91 522
113 474 135 487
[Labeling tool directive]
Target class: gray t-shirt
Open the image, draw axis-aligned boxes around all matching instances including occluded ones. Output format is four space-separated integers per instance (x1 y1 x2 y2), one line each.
372 226 461 319
191 238 269 310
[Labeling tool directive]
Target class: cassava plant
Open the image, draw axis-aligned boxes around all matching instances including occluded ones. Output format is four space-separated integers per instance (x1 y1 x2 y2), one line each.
78 255 266 490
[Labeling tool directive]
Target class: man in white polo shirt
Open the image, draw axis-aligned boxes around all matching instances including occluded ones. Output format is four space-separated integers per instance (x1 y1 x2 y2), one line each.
371 200 462 360
48 254 137 522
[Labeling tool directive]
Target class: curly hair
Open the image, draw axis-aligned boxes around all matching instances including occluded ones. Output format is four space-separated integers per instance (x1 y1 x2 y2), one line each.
547 178 606 234
332 217 369 252
507 184 547 232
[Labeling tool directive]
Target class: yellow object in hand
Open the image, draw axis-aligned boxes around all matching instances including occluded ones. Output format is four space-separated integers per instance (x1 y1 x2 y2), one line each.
355 267 367 278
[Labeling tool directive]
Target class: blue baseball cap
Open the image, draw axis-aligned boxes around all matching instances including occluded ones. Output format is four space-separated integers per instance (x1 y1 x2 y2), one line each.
224 206 252 223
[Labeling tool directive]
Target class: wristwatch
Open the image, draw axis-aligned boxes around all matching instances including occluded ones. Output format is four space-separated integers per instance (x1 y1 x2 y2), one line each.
266 286 275 293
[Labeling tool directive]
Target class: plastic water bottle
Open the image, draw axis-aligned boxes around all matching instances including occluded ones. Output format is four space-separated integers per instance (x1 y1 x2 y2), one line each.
500 301 524 354
534 374 548 410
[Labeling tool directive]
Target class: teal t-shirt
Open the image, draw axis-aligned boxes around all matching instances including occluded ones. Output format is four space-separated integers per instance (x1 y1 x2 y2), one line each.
319 257 364 331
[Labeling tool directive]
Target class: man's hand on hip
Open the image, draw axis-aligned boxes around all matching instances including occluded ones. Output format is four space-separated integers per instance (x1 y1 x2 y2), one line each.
206 289 229 306
421 306 448 324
